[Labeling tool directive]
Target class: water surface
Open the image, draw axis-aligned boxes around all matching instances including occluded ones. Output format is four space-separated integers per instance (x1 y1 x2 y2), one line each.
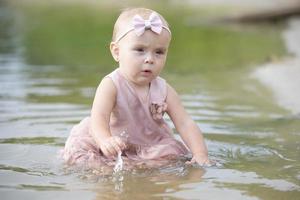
0 2 299 200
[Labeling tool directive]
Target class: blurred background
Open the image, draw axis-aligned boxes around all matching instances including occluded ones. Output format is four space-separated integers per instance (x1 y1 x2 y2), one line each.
0 0 300 199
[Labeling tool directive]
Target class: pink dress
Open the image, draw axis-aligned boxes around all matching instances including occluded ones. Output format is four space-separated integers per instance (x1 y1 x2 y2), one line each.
62 68 189 169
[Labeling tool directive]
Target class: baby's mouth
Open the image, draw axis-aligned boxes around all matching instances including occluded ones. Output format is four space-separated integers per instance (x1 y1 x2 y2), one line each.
142 69 152 73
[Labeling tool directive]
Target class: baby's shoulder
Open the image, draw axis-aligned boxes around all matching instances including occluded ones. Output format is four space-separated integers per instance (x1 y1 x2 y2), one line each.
100 69 120 88
98 76 116 91
104 69 118 80
151 76 168 99
155 76 167 86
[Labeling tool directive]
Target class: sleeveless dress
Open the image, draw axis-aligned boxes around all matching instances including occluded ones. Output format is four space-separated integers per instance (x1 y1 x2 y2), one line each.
62 68 189 169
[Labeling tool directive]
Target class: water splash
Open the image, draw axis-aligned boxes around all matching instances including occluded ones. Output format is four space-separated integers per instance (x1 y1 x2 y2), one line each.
112 131 128 192
113 131 128 173
112 152 124 192
113 151 123 173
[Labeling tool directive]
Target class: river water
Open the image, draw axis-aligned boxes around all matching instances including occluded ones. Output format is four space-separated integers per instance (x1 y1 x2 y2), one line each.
0 3 300 200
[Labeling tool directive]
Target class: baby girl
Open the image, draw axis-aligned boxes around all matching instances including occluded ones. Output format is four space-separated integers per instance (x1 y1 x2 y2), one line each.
62 7 211 170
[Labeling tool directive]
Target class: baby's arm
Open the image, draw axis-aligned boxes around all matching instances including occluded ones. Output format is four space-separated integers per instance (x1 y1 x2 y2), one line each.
90 77 126 158
166 84 210 165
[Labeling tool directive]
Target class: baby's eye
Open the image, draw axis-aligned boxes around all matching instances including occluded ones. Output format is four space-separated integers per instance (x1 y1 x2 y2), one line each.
134 48 144 52
155 50 165 55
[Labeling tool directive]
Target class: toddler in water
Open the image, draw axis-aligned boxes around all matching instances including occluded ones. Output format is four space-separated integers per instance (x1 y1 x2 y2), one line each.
62 7 211 169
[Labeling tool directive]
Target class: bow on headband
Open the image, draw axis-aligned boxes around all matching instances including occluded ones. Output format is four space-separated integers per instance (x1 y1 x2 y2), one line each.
114 12 171 42
132 12 164 36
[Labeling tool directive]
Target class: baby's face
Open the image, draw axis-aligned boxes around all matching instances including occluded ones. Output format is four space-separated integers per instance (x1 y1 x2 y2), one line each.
114 27 171 86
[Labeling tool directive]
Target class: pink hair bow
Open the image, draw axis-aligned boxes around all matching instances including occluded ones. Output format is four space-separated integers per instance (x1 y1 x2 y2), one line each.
132 12 163 36
114 12 171 42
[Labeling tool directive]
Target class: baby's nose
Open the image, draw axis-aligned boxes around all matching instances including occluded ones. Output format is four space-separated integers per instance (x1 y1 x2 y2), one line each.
144 53 154 64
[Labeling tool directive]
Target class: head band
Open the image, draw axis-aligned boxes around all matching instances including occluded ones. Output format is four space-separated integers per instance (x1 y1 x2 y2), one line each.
115 12 171 43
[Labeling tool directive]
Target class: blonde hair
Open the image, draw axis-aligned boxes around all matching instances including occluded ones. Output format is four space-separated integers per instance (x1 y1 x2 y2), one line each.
112 7 170 42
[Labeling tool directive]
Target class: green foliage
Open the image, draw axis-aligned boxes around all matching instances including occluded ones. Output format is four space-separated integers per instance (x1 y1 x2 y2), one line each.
14 2 285 74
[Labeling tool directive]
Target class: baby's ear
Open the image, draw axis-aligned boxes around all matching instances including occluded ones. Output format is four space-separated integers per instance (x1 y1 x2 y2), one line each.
110 42 119 62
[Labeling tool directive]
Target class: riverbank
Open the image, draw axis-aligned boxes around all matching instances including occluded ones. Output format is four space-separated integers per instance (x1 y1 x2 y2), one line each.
253 17 300 115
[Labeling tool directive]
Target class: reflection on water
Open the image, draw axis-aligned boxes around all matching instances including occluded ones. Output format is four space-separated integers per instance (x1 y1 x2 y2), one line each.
1 3 300 200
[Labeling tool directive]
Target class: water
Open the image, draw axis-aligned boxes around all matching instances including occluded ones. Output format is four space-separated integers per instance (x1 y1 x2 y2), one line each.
1 2 300 200
113 152 123 173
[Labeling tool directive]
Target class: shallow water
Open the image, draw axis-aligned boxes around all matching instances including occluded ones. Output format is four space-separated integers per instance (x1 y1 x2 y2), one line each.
1 2 300 200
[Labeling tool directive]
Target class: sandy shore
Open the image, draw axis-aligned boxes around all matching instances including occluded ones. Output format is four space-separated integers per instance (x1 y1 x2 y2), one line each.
253 17 300 115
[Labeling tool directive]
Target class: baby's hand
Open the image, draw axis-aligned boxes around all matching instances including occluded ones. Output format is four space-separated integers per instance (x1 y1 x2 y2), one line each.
99 136 127 158
186 154 213 167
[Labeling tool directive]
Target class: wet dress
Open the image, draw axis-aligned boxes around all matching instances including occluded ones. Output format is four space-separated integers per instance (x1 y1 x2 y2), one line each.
62 68 189 168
